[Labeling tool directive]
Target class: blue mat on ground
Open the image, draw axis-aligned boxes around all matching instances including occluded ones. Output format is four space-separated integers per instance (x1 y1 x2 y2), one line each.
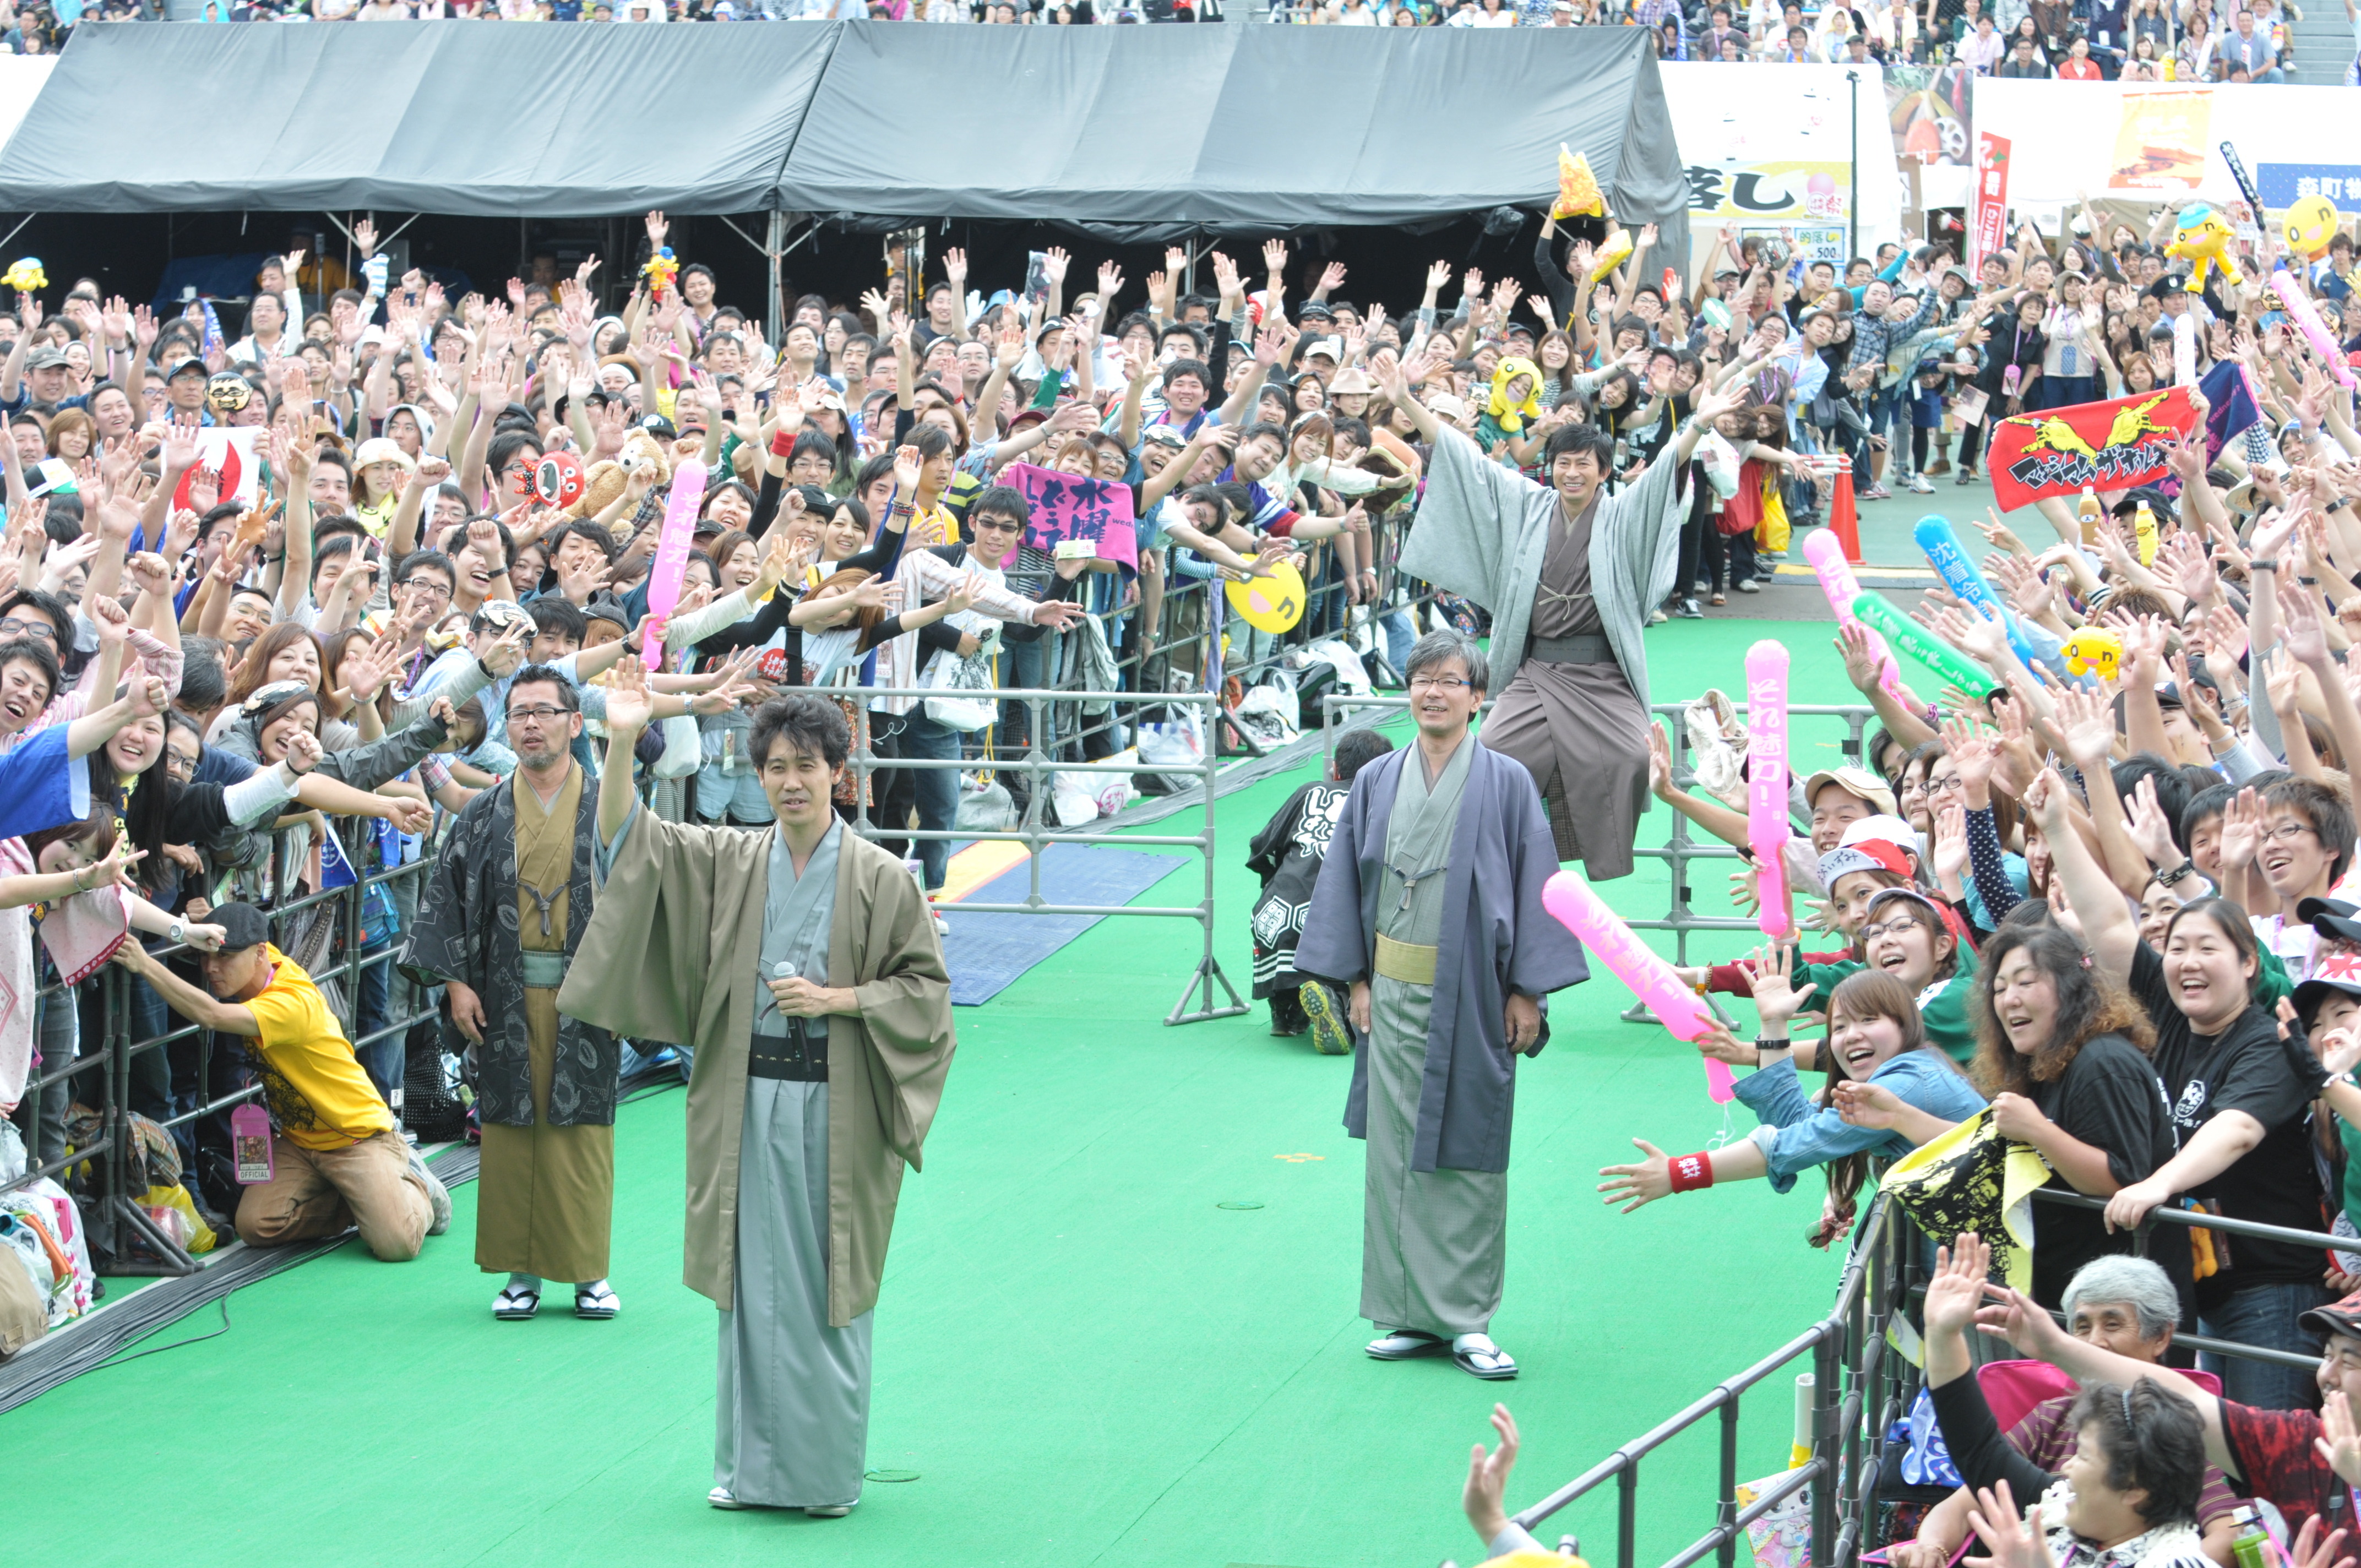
941 843 1188 1006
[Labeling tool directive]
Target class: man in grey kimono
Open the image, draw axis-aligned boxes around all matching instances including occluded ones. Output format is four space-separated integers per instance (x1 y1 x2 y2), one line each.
1380 353 1749 877
1294 630 1588 1381
563 662 955 1520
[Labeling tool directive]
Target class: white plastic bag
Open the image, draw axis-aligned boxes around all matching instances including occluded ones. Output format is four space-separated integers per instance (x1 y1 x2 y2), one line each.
1050 772 1101 827
1092 750 1140 818
1299 638 1373 696
1233 682 1301 748
954 776 1015 832
1138 710 1207 790
1684 689 1749 810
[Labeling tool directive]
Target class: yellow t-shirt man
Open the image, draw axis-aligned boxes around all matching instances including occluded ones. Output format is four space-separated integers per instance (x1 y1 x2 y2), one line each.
242 945 395 1152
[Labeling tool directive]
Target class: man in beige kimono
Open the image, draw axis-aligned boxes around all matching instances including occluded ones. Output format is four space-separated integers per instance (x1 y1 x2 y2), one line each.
558 658 955 1520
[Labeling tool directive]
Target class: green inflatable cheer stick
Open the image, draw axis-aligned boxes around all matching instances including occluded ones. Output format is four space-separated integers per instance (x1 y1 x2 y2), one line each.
1849 590 1990 695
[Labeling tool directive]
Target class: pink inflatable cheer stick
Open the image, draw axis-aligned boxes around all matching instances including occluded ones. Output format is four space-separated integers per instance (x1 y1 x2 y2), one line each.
1803 529 1898 695
640 459 708 669
2275 268 2357 390
1746 640 1793 940
1542 870 1736 1103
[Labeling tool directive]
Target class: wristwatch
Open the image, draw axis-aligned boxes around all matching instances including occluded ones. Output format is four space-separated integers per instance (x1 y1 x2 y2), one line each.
2157 859 2197 888
166 921 184 946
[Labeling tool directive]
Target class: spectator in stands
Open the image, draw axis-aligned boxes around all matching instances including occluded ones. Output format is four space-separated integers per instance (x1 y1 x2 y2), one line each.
2034 767 2333 1411
1889 1253 2243 1568
1981 1238 2361 1540
1599 970 1985 1248
1921 1235 2224 1568
1961 8 2009 64
2223 6 2283 74
1837 918 2189 1305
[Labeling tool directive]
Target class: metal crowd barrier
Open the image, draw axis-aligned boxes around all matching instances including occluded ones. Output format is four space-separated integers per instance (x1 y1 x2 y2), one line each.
1513 1196 1917 1568
1515 1188 2361 1568
846 686 1248 1026
3 827 441 1280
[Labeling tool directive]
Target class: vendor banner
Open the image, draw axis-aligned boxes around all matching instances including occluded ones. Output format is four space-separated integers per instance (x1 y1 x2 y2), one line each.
1985 385 2199 514
1002 461 1139 572
1971 132 2011 276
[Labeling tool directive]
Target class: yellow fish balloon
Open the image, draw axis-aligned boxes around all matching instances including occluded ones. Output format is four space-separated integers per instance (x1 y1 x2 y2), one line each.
2059 629 2123 680
1 258 45 294
2284 194 2341 264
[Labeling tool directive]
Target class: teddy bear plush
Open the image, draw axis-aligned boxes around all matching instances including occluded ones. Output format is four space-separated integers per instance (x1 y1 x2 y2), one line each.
567 427 672 528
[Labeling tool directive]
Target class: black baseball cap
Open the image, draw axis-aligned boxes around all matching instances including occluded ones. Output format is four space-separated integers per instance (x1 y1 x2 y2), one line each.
2302 1285 2361 1342
210 902 272 952
2303 897 2361 945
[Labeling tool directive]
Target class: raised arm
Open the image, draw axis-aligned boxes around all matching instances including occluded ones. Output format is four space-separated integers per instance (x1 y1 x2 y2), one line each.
2021 765 2137 980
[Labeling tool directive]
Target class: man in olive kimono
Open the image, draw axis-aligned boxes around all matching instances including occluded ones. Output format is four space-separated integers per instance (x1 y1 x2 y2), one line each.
558 660 955 1519
1294 631 1588 1382
402 666 623 1321
1381 353 1749 877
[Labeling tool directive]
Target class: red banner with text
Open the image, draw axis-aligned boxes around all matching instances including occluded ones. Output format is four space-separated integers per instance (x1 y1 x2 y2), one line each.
1985 386 2199 514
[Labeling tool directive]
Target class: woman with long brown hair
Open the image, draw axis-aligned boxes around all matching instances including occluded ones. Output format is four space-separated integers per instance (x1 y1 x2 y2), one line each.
1600 968 1985 1248
1840 919 2185 1310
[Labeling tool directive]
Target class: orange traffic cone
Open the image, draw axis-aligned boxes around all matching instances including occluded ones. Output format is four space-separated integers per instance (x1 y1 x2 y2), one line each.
1827 458 1864 567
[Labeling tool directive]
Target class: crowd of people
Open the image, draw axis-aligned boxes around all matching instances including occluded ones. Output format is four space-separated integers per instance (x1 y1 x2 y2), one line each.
0 0 2327 75
0 157 2356 1553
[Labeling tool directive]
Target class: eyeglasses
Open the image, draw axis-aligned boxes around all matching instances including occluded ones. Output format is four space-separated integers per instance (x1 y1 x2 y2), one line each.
973 518 1022 535
162 748 198 776
1927 774 1968 795
507 705 570 724
1858 917 1927 941
398 578 453 600
2262 821 2319 845
0 616 57 643
1408 675 1470 692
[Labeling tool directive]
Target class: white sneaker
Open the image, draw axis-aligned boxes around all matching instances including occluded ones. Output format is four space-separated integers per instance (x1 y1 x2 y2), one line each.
1907 473 1935 494
405 1144 451 1237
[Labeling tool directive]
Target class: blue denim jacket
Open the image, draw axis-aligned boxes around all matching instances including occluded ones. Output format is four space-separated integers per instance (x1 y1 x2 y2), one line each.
1734 1051 1988 1194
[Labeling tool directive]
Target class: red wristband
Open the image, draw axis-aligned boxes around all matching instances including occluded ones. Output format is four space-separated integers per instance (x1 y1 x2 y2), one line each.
770 429 795 458
1667 1150 1715 1194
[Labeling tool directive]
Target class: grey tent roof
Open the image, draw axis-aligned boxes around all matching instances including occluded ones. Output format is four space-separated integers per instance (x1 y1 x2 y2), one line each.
776 25 1687 239
0 23 1684 246
0 21 836 215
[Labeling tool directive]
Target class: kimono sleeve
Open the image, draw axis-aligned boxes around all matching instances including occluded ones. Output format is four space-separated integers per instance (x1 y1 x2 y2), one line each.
1398 426 1541 607
845 846 956 1170
556 804 727 1049
399 806 481 993
1504 762 1588 999
1292 774 1374 990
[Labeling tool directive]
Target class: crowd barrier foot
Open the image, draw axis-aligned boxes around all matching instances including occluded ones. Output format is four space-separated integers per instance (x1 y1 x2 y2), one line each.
1167 954 1250 1027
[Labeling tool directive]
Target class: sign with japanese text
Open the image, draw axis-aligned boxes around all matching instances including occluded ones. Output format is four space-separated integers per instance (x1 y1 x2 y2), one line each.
1003 462 1139 572
1986 386 2199 514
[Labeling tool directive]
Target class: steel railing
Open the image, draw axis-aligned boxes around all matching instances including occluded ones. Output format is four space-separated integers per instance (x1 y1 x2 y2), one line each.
844 685 1247 1025
1513 1196 1918 1568
4 825 442 1280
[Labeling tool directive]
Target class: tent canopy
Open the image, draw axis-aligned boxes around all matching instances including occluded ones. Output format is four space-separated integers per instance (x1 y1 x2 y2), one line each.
0 23 835 215
777 25 1687 241
0 24 1684 244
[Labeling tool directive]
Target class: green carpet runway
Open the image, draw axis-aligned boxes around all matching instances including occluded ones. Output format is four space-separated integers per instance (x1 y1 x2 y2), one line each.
4 618 1878 1568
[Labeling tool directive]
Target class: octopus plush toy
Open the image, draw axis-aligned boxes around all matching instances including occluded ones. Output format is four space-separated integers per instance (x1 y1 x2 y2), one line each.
2166 205 2242 295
